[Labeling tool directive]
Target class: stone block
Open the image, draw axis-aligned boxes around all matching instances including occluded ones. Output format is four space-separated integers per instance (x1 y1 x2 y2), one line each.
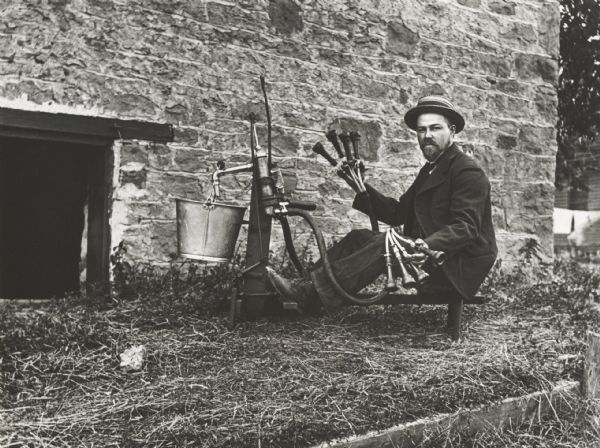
503 182 555 227
469 35 498 53
505 152 555 184
282 172 298 194
327 10 368 36
1 80 54 104
418 83 448 98
173 127 199 145
506 216 553 257
268 0 304 36
398 87 410 105
500 22 537 47
285 107 326 130
465 144 504 180
198 130 248 154
120 162 147 189
489 93 531 120
517 125 557 156
386 18 420 58
496 134 518 150
492 205 506 231
296 158 328 176
315 215 355 236
379 140 422 170
351 34 386 57
148 220 178 262
495 230 551 263
107 92 158 117
495 79 526 96
489 0 515 15
450 84 489 112
341 75 391 101
146 171 204 200
255 125 300 157
418 40 444 65
230 99 268 123
164 102 188 124
314 186 355 213
174 148 208 173
490 180 504 208
514 53 558 85
328 118 383 162
148 143 173 170
120 141 148 165
365 169 415 198
538 2 560 59
128 201 176 221
457 0 481 7
489 118 521 136
534 85 558 124
276 38 313 62
377 56 409 73
316 178 342 198
316 47 354 67
474 54 511 78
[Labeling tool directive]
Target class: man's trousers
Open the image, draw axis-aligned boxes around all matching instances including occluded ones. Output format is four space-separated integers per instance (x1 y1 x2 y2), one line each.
310 228 457 309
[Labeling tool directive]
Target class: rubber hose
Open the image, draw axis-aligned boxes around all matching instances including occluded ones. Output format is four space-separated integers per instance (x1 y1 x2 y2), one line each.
287 208 387 305
278 215 304 275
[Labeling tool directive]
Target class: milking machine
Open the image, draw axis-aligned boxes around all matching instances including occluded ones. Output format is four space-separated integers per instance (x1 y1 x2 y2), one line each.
175 77 446 323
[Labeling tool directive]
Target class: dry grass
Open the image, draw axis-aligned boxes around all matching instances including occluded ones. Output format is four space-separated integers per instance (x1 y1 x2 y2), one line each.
1 259 599 447
419 398 600 448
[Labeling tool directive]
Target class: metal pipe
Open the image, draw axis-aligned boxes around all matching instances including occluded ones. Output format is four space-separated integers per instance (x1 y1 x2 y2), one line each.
260 76 272 168
211 163 254 199
312 142 337 166
384 232 398 291
390 241 417 288
391 228 446 266
325 130 345 159
338 131 354 161
349 131 360 160
255 149 275 216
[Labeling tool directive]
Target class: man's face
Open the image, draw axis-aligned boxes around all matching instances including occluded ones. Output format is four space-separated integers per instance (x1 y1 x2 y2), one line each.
416 113 455 162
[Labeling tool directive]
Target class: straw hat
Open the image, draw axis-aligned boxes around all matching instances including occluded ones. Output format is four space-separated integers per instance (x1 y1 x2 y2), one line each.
404 96 466 133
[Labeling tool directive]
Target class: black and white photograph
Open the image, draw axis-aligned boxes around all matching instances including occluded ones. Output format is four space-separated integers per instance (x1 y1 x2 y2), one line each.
1 0 599 446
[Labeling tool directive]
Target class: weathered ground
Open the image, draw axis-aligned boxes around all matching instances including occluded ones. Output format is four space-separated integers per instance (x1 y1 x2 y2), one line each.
1 260 599 447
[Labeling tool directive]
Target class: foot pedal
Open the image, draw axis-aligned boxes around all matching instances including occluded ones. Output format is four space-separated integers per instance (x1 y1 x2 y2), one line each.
282 301 299 311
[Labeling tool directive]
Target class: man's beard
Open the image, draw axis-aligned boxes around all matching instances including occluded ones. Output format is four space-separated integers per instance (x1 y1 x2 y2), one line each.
421 143 443 161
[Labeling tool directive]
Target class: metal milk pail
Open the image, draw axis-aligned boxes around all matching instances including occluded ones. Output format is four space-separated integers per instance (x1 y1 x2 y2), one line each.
176 199 246 262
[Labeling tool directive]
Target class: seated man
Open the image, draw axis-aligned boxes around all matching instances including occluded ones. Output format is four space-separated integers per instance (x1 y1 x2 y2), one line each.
267 96 497 311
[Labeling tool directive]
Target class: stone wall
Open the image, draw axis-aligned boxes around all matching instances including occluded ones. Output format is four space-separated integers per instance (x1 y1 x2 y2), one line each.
0 0 560 267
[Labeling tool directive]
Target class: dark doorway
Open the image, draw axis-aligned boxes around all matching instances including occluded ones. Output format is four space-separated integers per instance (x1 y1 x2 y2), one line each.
0 106 172 300
0 138 90 299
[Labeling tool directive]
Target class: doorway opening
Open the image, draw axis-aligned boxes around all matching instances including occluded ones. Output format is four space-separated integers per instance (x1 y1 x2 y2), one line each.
0 107 173 300
0 137 111 299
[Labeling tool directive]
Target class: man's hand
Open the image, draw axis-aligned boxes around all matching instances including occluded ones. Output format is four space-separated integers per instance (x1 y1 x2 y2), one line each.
337 170 361 193
409 238 429 266
414 238 429 251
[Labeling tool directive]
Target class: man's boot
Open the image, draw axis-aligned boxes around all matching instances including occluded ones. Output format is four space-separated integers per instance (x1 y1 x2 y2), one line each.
266 267 321 314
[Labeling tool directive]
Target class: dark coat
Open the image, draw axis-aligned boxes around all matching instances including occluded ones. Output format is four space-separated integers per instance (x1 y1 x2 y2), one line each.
353 144 497 299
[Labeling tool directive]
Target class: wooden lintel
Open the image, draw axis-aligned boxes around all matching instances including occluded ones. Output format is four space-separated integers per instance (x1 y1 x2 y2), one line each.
0 107 174 143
